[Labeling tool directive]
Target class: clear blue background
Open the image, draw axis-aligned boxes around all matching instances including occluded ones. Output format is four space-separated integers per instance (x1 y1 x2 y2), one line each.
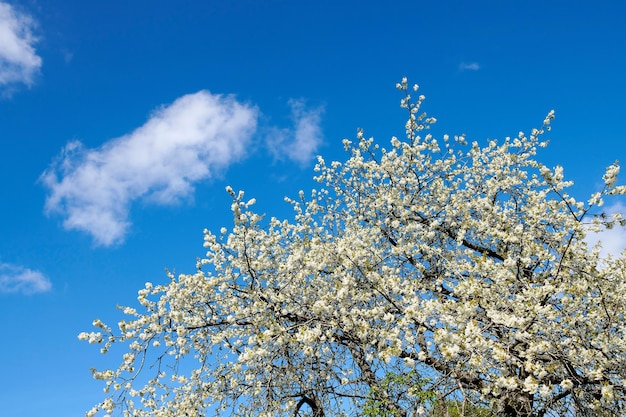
1 1 625 416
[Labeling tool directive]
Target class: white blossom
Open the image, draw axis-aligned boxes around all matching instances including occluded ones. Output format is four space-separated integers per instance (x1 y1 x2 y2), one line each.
81 78 626 417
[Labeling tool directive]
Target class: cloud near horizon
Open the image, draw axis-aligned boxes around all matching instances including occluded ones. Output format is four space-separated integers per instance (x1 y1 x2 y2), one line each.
586 202 626 259
0 263 51 294
266 99 324 165
0 1 42 90
41 92 259 246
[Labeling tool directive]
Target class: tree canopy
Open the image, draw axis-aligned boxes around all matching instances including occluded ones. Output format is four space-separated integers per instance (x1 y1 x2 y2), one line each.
81 78 626 417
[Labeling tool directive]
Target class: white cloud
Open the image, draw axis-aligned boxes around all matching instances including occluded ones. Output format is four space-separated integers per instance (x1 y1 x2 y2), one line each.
266 99 324 165
459 62 480 71
0 263 51 294
41 91 258 246
585 202 626 259
0 2 42 89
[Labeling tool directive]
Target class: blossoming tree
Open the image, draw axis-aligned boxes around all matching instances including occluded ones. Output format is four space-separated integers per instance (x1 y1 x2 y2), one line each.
82 79 626 417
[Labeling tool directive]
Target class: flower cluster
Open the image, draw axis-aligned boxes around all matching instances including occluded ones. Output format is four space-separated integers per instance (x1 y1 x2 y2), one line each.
82 79 626 417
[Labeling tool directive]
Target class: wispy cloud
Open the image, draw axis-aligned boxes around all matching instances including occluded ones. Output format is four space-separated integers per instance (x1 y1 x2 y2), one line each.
459 62 480 71
266 99 324 165
0 2 42 90
0 263 51 294
41 92 258 246
586 202 626 259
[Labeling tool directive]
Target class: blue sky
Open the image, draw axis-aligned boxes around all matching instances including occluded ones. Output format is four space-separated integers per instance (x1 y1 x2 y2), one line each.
1 1 625 416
